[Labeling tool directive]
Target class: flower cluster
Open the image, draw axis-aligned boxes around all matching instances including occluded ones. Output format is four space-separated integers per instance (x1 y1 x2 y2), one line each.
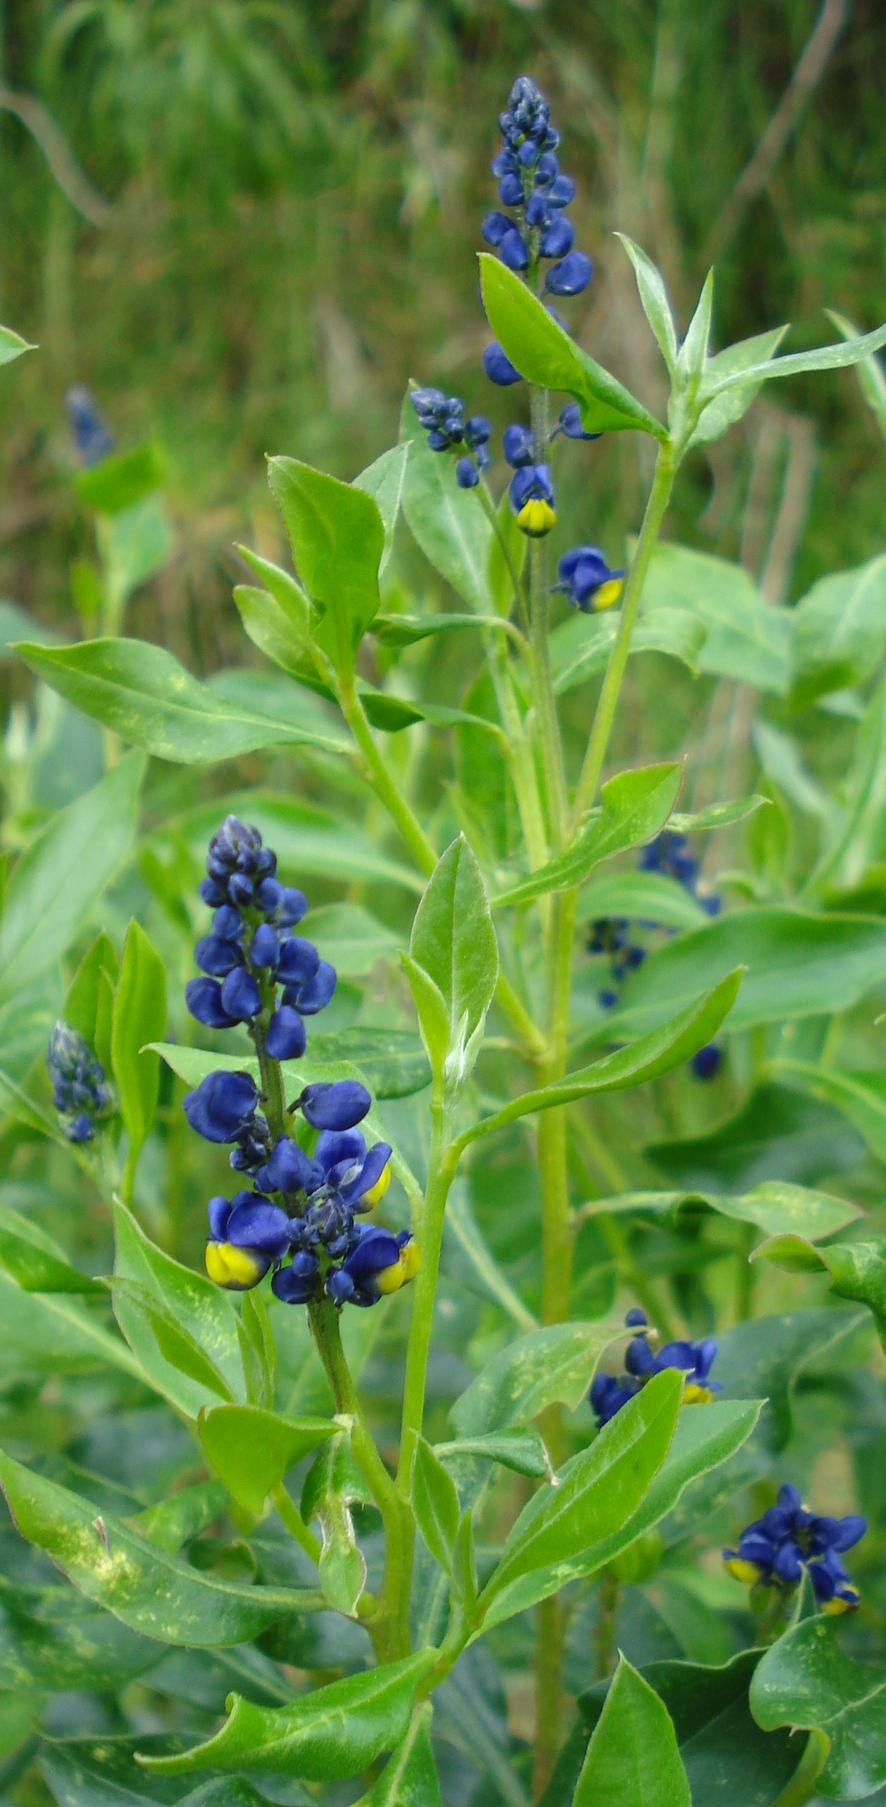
66 386 114 467
590 1308 720 1428
47 1021 113 1143
641 829 723 1078
725 1484 866 1615
587 916 646 1010
409 390 492 489
185 819 418 1310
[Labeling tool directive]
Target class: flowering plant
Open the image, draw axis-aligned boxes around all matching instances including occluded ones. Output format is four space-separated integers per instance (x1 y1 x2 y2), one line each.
0 71 884 1807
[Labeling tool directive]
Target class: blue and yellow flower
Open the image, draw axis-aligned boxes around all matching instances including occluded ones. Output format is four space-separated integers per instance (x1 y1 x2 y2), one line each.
724 1484 866 1614
590 1310 720 1427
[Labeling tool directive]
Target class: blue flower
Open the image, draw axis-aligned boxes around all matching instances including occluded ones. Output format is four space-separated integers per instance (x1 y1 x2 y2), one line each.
587 916 645 1008
325 1224 419 1307
556 546 624 613
411 394 491 488
725 1483 866 1614
183 1070 260 1145
47 1021 113 1143
503 423 534 467
482 342 521 386
300 1081 372 1132
545 251 593 296
66 386 114 467
554 403 601 443
204 1190 291 1290
509 462 556 537
639 830 722 916
590 1309 721 1427
691 1044 722 1081
266 1005 307 1060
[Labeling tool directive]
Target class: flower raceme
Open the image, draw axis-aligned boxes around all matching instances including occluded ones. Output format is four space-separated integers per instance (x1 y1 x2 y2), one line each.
47 1021 113 1143
185 819 417 1312
589 1309 720 1427
724 1484 866 1615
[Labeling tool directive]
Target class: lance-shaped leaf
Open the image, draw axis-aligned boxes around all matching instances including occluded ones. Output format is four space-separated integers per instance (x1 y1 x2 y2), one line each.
138 1650 436 1777
198 1405 338 1517
233 584 318 684
40 1743 291 1807
457 970 742 1148
573 1656 690 1807
751 1618 886 1800
772 1060 886 1164
790 553 886 704
579 1650 799 1807
0 1204 106 1294
128 1479 227 1555
483 1399 760 1632
356 1704 441 1805
752 1237 886 1351
827 307 886 435
480 1370 683 1614
494 764 682 908
400 396 494 613
551 607 706 692
0 1593 163 1691
267 456 384 672
413 1439 460 1573
687 327 789 447
713 1310 865 1447
354 443 409 575
577 871 708 932
0 1452 322 1646
410 835 498 1087
112 920 167 1176
434 1429 552 1481
15 639 348 762
615 236 678 372
0 751 143 1005
700 315 886 404
480 256 667 438
451 1321 628 1437
301 1430 369 1617
640 542 789 692
0 324 34 366
112 1200 246 1417
579 1181 861 1243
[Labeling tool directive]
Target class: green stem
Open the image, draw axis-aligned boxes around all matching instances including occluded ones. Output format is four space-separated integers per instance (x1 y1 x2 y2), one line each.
270 1481 323 1565
592 1567 621 1680
572 443 677 829
527 387 568 845
772 1732 827 1807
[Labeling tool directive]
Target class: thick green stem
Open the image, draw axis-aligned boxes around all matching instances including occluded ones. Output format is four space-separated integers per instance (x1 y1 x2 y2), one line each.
572 443 677 829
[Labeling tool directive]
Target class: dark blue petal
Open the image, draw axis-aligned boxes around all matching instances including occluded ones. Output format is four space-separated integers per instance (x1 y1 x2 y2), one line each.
545 251 593 296
293 960 337 1015
207 1195 231 1240
226 1196 291 1257
266 1006 307 1061
275 937 320 985
183 1070 259 1144
342 1140 392 1205
256 1135 318 1195
301 1081 372 1131
251 923 279 967
185 979 236 1029
220 967 261 1023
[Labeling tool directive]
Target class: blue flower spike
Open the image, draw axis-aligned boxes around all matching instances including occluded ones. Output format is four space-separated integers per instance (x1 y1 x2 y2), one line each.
589 1310 721 1427
188 820 413 1312
724 1484 866 1615
47 1021 114 1143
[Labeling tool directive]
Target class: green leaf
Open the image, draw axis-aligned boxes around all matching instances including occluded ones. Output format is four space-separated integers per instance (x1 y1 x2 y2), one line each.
714 1310 864 1446
494 764 682 908
646 1081 865 1194
574 1656 690 1807
410 835 498 1086
413 1438 460 1572
480 1370 683 1616
110 1278 235 1402
615 236 678 372
353 443 409 574
64 929 118 1072
198 1405 337 1517
112 921 167 1172
640 543 789 692
551 607 706 692
577 870 708 932
128 1479 227 1555
0 1451 322 1646
0 751 144 1006
138 1651 436 1778
435 1428 552 1480
772 1059 886 1163
0 324 35 367
74 443 164 514
599 908 886 1041
356 1705 441 1805
0 1204 106 1294
373 611 514 647
687 328 789 447
677 268 714 379
751 1618 886 1800
400 403 493 611
580 1180 862 1242
40 1742 289 1807
479 256 667 438
267 456 384 671
579 1650 798 1807
487 487 527 613
301 903 400 977
483 1401 761 1631
112 1199 245 1418
752 1237 886 1351
16 639 348 763
451 1321 627 1437
0 1597 160 1692
176 791 422 893
462 971 742 1142
401 955 451 1079
104 497 172 601
668 794 769 833
704 315 886 398
233 583 317 682
0 1269 142 1379
790 554 886 704
826 307 886 437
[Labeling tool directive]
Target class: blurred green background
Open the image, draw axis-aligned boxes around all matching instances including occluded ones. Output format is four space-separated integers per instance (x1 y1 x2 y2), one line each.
1 0 884 672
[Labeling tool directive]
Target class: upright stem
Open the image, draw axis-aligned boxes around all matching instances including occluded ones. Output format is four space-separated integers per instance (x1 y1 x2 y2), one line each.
572 443 676 828
527 387 568 844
